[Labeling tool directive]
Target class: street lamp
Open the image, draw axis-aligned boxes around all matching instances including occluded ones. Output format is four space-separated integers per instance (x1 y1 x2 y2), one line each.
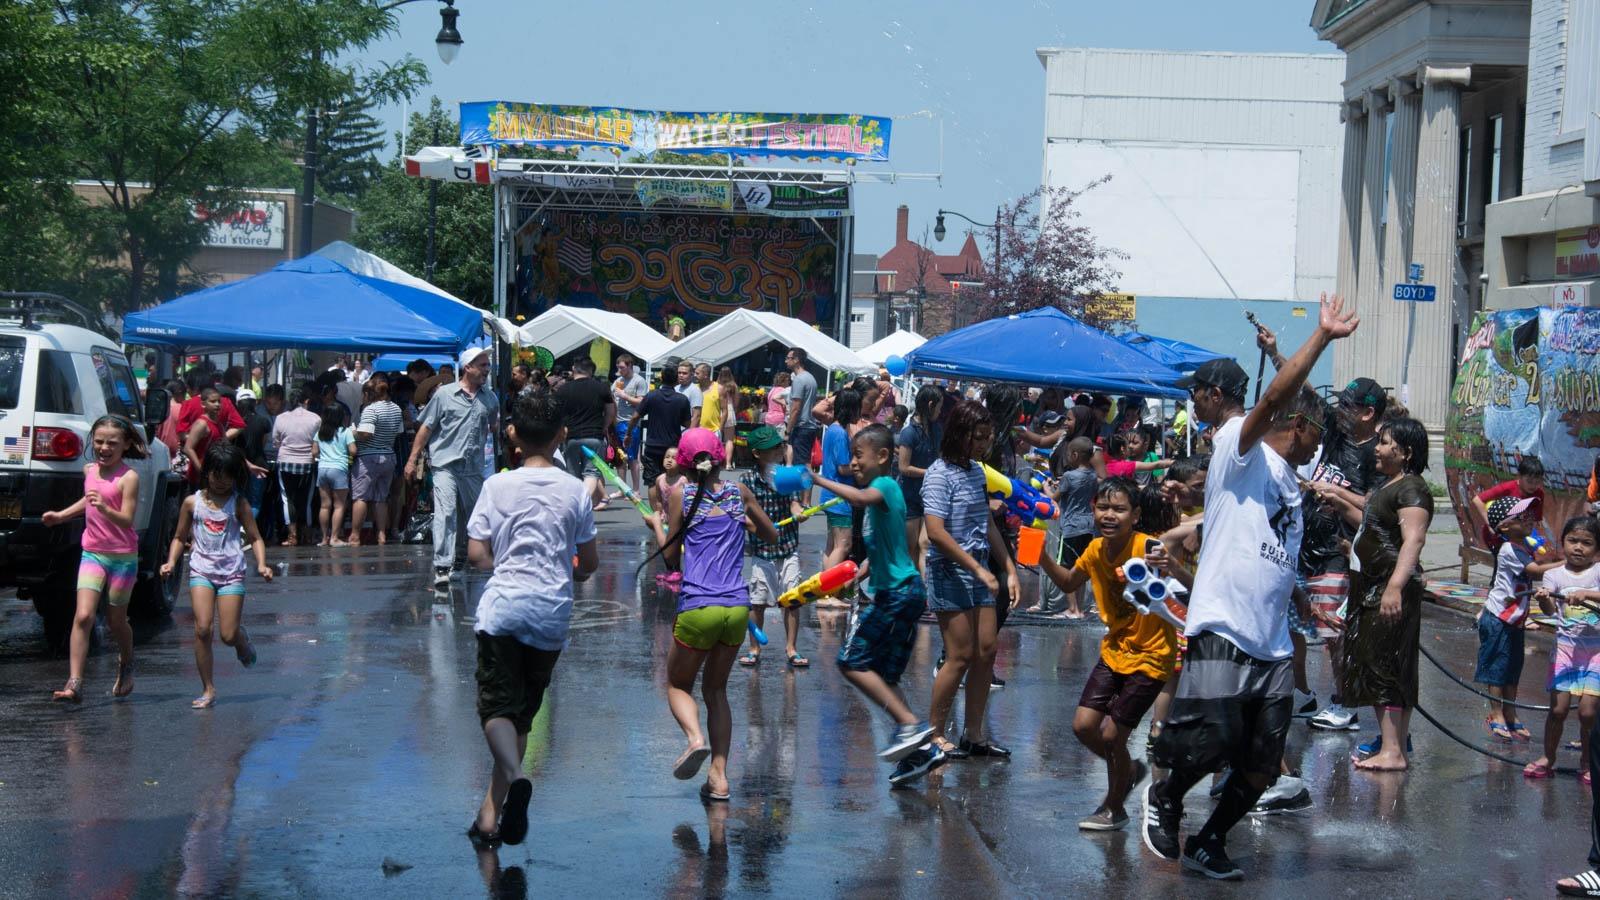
933 207 1004 307
298 0 466 258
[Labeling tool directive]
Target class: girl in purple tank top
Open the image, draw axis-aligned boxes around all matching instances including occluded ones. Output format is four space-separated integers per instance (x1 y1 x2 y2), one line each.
640 429 778 802
42 416 147 703
161 443 273 709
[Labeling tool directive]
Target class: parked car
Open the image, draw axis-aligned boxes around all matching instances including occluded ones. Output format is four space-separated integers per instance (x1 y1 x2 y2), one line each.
0 293 182 649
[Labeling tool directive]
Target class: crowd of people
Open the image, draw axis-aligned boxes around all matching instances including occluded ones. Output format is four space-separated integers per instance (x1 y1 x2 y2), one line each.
42 297 1600 891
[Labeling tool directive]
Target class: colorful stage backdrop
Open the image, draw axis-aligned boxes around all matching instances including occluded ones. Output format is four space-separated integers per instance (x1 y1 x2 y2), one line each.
512 210 839 328
1446 306 1600 550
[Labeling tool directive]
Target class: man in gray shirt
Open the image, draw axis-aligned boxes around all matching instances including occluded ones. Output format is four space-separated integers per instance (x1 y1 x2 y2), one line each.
406 346 499 588
785 347 819 464
611 353 649 493
674 360 702 421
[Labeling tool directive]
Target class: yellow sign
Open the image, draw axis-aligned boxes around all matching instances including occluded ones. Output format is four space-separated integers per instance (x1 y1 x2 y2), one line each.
1085 292 1136 322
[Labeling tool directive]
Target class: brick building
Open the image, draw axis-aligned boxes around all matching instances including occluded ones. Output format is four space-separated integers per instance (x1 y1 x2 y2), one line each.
871 205 987 337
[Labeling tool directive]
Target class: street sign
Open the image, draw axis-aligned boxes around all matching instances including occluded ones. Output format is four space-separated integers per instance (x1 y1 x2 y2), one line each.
1393 283 1437 302
1407 262 1424 282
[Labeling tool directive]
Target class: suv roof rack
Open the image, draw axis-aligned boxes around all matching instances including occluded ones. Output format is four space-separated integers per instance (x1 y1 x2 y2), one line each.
0 292 98 331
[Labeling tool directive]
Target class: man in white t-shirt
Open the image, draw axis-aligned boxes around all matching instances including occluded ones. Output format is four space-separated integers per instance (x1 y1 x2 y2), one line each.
673 360 702 422
1142 296 1358 880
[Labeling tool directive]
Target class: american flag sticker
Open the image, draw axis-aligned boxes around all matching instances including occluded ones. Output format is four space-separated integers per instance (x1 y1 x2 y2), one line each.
3 426 29 463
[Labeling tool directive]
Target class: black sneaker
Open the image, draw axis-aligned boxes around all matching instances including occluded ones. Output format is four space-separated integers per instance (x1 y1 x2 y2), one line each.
1249 775 1314 816
1182 835 1243 880
958 737 1010 758
889 745 947 787
1141 782 1181 861
433 567 450 588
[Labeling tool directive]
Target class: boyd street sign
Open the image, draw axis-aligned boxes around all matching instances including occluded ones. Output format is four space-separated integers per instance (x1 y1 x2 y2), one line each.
1393 283 1437 302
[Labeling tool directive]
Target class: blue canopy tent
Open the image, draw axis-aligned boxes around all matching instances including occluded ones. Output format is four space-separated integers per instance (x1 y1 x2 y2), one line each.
371 353 451 373
124 256 485 353
904 307 1187 398
1115 330 1224 372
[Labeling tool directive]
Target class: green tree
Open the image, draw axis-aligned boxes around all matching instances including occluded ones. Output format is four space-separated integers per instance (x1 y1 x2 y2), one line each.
318 91 388 200
351 99 493 309
0 0 426 315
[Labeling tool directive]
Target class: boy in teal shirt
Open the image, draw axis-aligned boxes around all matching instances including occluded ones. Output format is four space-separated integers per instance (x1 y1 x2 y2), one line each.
812 423 946 787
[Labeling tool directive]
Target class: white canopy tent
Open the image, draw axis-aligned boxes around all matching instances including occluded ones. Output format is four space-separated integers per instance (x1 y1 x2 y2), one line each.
857 330 926 367
516 305 676 368
669 309 872 381
311 240 521 345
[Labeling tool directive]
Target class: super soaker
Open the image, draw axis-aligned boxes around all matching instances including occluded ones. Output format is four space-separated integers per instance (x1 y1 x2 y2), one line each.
982 464 1058 529
581 445 652 518
778 561 858 608
1117 550 1188 631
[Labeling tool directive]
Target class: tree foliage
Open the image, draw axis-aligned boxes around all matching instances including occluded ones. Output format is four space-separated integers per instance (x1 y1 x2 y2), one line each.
350 99 493 310
0 0 426 314
318 91 388 200
962 180 1127 330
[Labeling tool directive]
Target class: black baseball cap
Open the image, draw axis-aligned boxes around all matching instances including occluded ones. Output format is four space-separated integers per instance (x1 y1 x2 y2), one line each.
1337 377 1388 412
1176 358 1249 401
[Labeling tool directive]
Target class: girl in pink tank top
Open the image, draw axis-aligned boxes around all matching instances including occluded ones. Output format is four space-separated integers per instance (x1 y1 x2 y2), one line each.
42 417 147 703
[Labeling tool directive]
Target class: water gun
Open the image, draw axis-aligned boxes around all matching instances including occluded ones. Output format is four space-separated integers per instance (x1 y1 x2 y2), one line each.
981 463 1058 528
778 561 858 608
1525 529 1551 557
747 619 769 646
1118 553 1188 631
775 496 846 528
582 445 652 518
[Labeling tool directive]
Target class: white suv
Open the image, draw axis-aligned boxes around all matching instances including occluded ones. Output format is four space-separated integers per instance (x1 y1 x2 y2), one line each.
0 294 182 649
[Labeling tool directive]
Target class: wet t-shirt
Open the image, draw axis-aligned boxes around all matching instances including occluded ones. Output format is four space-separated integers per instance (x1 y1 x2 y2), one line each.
1349 474 1433 593
1300 431 1378 575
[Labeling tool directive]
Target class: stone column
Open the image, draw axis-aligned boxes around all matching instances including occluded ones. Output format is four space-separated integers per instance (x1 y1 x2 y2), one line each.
1408 67 1469 430
1332 100 1368 385
1354 88 1392 391
1378 77 1423 389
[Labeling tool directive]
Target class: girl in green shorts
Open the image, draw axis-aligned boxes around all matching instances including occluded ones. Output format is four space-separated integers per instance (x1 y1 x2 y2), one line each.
643 428 778 802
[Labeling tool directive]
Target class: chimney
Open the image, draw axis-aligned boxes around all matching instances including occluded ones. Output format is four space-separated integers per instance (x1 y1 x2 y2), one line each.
896 205 909 245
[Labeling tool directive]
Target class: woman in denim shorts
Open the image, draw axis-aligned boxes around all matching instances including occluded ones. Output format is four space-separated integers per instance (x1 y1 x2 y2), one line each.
921 400 1017 759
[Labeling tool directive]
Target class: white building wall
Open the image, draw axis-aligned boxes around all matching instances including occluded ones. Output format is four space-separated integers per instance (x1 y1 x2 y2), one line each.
1038 48 1345 304
848 297 877 351
1525 0 1591 191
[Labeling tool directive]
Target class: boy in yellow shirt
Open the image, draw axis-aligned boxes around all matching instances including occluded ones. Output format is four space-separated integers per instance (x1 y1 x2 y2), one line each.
1041 476 1177 832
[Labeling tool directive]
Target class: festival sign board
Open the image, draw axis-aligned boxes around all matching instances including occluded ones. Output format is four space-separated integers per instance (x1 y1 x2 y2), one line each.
1445 307 1600 552
460 101 891 163
511 210 838 328
1555 226 1600 278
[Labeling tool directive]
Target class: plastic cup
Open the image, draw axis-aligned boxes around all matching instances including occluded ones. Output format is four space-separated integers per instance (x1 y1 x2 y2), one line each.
1016 526 1046 566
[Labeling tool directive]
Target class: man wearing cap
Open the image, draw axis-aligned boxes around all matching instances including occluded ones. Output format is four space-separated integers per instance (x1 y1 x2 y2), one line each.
407 347 498 589
1143 296 1358 880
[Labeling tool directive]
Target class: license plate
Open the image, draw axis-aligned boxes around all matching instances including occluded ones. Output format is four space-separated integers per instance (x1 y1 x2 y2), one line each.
0 496 19 520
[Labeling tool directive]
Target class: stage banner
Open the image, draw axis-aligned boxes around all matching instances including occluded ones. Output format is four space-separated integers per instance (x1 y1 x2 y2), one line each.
460 101 891 163
1445 306 1600 551
512 210 838 327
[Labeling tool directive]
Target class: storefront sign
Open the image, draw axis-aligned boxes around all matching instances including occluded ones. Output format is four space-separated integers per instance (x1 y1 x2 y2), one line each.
1555 226 1600 278
193 201 285 249
1446 307 1600 551
1085 293 1136 322
737 182 851 218
461 101 891 163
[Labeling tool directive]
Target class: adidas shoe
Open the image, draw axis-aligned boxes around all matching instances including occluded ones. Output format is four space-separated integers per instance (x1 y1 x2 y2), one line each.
1182 835 1243 880
1141 782 1181 861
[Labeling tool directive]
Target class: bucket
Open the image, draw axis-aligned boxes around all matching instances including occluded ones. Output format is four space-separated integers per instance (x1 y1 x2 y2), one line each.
771 465 812 494
1016 526 1046 566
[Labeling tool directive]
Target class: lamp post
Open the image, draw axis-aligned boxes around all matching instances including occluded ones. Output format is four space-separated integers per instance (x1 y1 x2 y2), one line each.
933 207 1004 317
297 0 465 259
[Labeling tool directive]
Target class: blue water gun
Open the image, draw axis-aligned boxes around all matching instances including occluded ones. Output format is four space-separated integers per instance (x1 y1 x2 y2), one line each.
982 463 1058 529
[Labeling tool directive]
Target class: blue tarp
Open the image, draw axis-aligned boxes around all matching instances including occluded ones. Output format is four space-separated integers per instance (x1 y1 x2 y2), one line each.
904 307 1187 398
124 256 484 353
371 353 451 373
1115 330 1224 372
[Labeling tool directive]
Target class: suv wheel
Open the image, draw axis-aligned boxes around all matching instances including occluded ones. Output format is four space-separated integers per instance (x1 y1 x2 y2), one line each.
32 564 77 655
130 484 183 619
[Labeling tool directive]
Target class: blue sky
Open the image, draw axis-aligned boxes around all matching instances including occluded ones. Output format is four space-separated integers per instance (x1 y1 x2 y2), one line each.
364 0 1328 258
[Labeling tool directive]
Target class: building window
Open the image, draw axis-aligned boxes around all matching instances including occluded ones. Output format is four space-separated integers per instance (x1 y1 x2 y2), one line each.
850 313 866 324
1487 114 1504 203
1562 0 1599 137
1457 126 1472 229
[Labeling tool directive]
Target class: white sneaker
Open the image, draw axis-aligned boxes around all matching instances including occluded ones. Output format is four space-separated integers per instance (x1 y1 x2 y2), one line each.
1250 774 1313 815
1292 689 1319 718
1309 703 1360 731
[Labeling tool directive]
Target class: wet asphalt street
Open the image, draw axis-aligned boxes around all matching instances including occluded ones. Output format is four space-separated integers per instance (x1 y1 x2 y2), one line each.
0 508 1592 899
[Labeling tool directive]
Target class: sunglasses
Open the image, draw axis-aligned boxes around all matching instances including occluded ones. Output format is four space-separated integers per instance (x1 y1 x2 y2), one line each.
1290 413 1326 433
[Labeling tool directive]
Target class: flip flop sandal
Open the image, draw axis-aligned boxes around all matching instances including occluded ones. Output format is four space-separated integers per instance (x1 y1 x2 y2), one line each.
1511 723 1534 741
52 678 84 704
465 823 502 849
1524 761 1556 779
191 695 216 709
699 783 730 803
1558 869 1600 897
498 778 532 846
787 654 810 669
737 653 760 667
1487 720 1514 742
1568 740 1585 751
673 744 711 780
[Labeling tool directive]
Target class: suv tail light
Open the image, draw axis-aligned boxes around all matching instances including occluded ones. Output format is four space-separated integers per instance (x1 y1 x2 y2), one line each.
33 427 82 461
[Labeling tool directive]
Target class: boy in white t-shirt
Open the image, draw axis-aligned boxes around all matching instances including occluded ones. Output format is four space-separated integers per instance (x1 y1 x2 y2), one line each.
464 395 598 850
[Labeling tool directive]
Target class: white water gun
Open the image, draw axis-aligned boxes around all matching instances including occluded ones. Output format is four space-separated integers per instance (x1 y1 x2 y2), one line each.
1117 544 1188 631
